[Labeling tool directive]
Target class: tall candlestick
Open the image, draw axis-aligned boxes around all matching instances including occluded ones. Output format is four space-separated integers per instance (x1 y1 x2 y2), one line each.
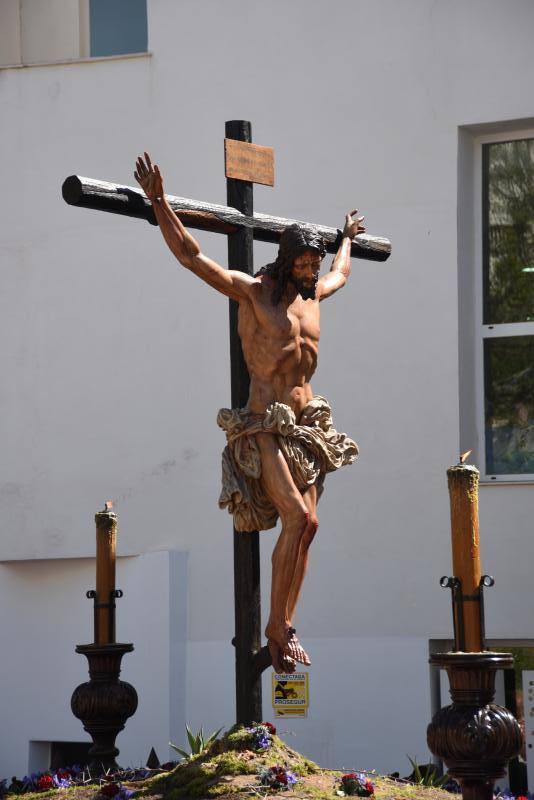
95 501 117 644
447 458 482 652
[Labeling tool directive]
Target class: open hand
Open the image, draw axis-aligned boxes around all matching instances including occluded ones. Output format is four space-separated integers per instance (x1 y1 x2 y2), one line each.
134 152 163 202
342 209 366 240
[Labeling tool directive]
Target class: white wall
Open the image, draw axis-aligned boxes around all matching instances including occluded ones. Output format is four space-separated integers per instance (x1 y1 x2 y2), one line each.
0 551 187 777
1 0 534 780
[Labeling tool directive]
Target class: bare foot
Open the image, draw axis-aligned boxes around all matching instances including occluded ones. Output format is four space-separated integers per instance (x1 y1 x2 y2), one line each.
268 638 296 674
266 625 311 668
285 626 311 666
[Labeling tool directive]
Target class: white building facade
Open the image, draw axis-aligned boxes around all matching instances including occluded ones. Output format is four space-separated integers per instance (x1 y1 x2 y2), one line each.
1 0 533 785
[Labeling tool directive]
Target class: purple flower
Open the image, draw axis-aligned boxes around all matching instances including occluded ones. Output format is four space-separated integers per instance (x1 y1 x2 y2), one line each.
53 776 72 788
52 769 73 788
285 771 298 787
257 735 270 749
246 724 273 750
117 788 136 800
22 774 40 791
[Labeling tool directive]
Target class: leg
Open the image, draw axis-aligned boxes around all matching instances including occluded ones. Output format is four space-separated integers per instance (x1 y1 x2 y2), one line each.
286 484 318 623
255 433 314 672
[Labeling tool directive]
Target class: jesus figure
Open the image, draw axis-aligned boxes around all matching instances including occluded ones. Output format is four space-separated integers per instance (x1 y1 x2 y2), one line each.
135 153 362 673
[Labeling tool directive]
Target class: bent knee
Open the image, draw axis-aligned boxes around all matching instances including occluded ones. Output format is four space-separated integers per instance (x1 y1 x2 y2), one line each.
289 505 310 530
302 515 319 548
279 503 310 536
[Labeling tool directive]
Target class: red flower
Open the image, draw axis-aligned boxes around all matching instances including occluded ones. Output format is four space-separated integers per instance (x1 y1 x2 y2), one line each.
364 780 375 795
342 774 357 782
36 775 54 791
261 722 277 735
100 783 120 797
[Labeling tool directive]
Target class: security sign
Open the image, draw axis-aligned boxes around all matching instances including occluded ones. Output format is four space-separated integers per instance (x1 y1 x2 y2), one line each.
272 672 309 718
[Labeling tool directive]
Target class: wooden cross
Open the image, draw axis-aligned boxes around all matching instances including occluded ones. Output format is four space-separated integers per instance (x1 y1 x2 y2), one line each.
62 120 391 726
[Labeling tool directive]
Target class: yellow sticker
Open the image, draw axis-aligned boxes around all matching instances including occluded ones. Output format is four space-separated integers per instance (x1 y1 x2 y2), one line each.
272 672 309 718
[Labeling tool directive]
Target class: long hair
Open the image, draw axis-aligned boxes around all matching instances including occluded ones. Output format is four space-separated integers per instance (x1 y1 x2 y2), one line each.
255 224 327 304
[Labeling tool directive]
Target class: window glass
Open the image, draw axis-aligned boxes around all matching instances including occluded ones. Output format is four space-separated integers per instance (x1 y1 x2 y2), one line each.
484 336 534 474
90 0 147 58
483 138 534 325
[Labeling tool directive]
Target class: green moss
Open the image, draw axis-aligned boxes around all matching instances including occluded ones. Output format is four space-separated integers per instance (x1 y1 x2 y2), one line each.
163 789 186 800
186 776 217 797
203 784 235 798
4 726 455 800
219 728 254 753
11 793 63 800
213 753 255 777
258 741 317 776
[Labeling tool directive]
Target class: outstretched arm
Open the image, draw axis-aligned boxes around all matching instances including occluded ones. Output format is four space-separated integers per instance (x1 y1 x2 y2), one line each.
317 210 365 301
134 153 256 301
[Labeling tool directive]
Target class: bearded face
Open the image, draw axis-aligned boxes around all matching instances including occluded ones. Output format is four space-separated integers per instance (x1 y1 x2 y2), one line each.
254 225 326 305
290 250 322 300
291 274 319 300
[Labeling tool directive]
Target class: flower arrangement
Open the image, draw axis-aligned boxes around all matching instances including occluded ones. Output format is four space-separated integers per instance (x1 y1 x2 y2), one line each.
335 773 375 797
497 793 532 800
258 765 297 791
246 722 276 750
2 766 147 797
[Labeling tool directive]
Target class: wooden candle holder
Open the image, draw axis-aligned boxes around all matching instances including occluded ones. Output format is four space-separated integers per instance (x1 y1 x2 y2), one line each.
71 643 138 772
427 460 523 800
427 652 522 800
71 504 137 772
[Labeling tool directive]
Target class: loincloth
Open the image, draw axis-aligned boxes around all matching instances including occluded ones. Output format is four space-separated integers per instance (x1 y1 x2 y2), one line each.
217 395 359 533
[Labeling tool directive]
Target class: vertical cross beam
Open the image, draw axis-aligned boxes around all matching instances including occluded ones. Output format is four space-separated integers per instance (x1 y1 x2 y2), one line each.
226 120 262 725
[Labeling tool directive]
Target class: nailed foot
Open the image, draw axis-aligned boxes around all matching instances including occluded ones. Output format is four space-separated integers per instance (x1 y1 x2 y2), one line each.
268 638 296 674
266 625 311 671
284 626 311 666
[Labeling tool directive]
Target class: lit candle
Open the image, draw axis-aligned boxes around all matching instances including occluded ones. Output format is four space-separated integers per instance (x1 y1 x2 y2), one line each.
447 453 482 652
95 501 117 644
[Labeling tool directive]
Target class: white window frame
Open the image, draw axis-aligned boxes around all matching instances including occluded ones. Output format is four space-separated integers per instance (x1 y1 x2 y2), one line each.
473 127 534 483
0 0 148 69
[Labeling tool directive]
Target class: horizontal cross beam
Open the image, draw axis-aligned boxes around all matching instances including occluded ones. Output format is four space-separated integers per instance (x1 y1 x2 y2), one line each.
62 175 391 262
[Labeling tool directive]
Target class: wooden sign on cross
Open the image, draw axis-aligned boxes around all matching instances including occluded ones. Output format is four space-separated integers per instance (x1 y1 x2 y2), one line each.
62 120 391 726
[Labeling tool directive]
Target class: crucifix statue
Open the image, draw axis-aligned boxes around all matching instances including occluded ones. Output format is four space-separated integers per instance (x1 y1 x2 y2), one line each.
133 151 362 675
62 120 390 723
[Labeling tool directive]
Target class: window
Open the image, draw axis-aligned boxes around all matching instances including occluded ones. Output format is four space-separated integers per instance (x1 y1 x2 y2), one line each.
89 0 148 58
476 132 534 481
0 0 148 67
